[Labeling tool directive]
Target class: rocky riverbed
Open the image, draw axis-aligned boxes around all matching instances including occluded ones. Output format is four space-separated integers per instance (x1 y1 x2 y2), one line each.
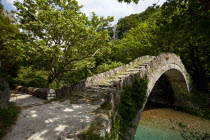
135 108 210 140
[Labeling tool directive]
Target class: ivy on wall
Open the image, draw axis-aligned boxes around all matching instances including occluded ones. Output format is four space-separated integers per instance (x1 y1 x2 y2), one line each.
112 77 148 139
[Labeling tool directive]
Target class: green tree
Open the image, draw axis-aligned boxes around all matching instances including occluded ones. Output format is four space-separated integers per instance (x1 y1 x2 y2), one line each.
110 6 160 63
0 3 20 81
156 0 210 90
116 5 159 39
118 0 210 10
14 0 113 87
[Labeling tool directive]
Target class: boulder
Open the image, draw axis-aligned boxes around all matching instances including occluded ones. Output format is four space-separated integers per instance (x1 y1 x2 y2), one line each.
18 86 56 100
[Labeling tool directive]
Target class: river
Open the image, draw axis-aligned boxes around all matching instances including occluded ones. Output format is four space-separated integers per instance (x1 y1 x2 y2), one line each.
135 107 210 140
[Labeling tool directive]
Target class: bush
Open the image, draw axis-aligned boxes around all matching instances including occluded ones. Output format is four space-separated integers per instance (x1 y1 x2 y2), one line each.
185 90 210 119
14 66 48 88
0 102 20 139
95 61 124 74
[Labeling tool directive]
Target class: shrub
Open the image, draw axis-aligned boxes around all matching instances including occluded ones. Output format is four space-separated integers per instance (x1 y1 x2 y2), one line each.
95 61 124 74
14 66 48 88
0 102 20 139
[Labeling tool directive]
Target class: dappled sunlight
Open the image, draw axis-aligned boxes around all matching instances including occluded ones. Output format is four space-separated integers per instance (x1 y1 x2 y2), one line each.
3 99 98 140
28 110 38 118
10 94 45 107
72 104 83 109
29 130 48 140
54 125 68 134
31 114 38 118
63 108 74 112
44 118 59 124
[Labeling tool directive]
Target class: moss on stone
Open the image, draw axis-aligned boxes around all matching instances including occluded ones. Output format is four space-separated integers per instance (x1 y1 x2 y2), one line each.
111 77 148 139
83 117 109 140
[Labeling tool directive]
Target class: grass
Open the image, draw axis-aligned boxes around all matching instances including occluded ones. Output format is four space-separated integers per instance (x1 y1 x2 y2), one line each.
0 102 21 139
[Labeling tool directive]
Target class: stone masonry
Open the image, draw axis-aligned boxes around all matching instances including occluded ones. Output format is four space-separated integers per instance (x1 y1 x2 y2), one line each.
9 53 190 139
53 53 190 139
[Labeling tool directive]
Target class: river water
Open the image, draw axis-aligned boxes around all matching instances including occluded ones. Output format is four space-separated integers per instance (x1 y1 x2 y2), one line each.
134 108 210 140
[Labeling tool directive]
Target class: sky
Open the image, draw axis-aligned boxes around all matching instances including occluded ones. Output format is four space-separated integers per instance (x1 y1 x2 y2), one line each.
1 0 166 25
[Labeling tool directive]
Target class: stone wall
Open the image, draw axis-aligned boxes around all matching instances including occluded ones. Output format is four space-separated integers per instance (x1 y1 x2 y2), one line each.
17 87 56 100
55 55 152 97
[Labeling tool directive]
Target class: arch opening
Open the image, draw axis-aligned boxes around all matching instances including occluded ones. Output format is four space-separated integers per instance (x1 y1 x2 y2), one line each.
147 68 189 108
133 69 190 140
147 74 175 108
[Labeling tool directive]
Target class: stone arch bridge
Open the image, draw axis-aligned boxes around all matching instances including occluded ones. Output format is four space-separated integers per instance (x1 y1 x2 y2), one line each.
54 53 190 139
16 53 190 139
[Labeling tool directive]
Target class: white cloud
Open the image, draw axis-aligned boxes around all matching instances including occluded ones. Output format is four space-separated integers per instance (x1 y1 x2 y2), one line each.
77 0 166 25
2 0 23 11
2 0 166 24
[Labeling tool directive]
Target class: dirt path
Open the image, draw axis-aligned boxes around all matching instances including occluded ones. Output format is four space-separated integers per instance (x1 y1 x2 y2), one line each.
4 94 99 140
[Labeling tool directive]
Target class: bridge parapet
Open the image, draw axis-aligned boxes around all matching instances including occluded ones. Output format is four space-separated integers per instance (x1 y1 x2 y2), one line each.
55 55 154 97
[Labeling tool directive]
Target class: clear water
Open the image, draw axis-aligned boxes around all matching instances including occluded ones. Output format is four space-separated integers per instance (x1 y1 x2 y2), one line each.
135 124 184 140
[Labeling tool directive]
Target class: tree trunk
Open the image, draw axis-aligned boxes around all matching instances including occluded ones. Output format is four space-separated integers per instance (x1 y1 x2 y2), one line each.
0 78 10 109
47 75 56 88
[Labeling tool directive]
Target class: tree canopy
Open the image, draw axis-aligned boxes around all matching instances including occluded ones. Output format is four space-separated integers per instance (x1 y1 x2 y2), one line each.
0 4 19 81
14 0 113 87
113 0 209 90
0 0 209 91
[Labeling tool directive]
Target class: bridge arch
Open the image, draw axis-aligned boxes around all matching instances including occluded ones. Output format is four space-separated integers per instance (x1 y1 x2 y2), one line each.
124 53 191 140
147 63 190 106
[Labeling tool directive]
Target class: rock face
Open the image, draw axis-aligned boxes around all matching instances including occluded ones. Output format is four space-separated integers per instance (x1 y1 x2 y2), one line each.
0 78 10 109
112 24 118 39
1 8 17 24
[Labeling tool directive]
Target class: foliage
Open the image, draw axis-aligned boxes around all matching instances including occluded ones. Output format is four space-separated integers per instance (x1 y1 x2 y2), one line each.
112 77 148 139
91 41 124 74
110 12 160 63
14 66 48 88
56 63 94 88
0 6 20 81
95 61 123 74
114 0 209 90
107 27 114 38
0 3 3 11
118 0 139 4
14 0 113 87
83 121 106 140
184 90 210 119
116 5 159 39
117 0 210 10
0 102 20 139
155 0 210 90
